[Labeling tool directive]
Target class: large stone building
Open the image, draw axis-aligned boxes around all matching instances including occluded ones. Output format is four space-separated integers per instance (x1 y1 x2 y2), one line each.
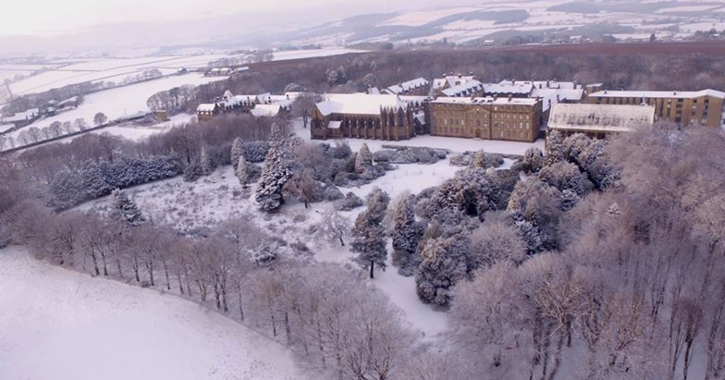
481 80 586 122
310 94 427 141
428 96 542 142
548 103 655 139
587 89 725 127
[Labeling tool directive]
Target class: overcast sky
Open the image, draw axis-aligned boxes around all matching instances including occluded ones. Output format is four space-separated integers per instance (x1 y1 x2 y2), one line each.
1 0 474 36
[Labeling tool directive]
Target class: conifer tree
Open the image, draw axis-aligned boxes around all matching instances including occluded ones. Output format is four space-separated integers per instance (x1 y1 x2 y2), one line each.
355 143 373 174
351 187 390 279
416 234 470 307
111 188 144 226
236 156 250 189
200 145 214 176
231 137 245 169
545 130 565 167
255 124 293 212
471 149 487 168
392 195 423 276
522 147 544 173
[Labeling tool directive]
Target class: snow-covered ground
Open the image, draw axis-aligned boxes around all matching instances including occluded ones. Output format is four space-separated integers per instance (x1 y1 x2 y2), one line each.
271 48 365 61
293 0 725 45
78 116 523 340
294 123 543 156
6 55 233 97
0 246 305 380
5 74 222 142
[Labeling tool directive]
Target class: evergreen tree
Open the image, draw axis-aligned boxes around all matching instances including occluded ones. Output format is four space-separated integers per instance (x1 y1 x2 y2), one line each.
351 187 390 279
236 156 251 189
255 124 293 212
355 143 373 174
545 130 565 166
200 145 214 176
416 234 471 307
392 195 423 276
522 147 544 173
231 137 245 169
112 189 144 226
471 149 487 168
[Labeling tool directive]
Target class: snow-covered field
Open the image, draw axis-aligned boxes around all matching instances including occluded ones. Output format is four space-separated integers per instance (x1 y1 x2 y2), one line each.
0 246 305 380
293 0 725 45
5 55 233 97
5 74 222 142
271 48 365 61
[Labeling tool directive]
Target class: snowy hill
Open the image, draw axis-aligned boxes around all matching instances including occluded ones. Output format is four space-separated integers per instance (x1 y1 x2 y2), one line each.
0 247 306 380
288 0 725 45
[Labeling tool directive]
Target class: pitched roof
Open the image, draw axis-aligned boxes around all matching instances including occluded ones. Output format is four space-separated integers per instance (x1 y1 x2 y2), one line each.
548 103 655 132
384 77 429 94
197 103 218 112
316 94 409 116
431 96 539 106
2 108 39 123
483 83 533 95
533 88 584 112
589 89 725 99
432 75 476 91
251 104 282 117
441 80 483 97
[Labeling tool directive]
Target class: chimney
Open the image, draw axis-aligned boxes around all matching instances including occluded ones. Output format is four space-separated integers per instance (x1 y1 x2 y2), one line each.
458 73 462 79
604 90 608 94
546 80 550 88
512 79 516 85
508 95 512 102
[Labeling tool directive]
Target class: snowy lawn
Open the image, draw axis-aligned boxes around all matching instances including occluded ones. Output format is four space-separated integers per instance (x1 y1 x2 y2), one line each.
0 246 306 380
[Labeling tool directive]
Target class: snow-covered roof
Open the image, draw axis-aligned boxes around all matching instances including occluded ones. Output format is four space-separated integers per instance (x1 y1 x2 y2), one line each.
368 87 381 95
232 95 258 105
327 120 342 129
250 104 281 117
441 80 483 97
2 108 38 123
0 124 14 133
316 94 410 116
483 83 534 95
431 96 539 106
385 77 429 94
533 88 584 112
197 103 217 112
548 103 655 132
590 89 725 99
414 111 426 125
57 96 79 107
257 93 272 103
432 75 476 91
269 93 299 104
